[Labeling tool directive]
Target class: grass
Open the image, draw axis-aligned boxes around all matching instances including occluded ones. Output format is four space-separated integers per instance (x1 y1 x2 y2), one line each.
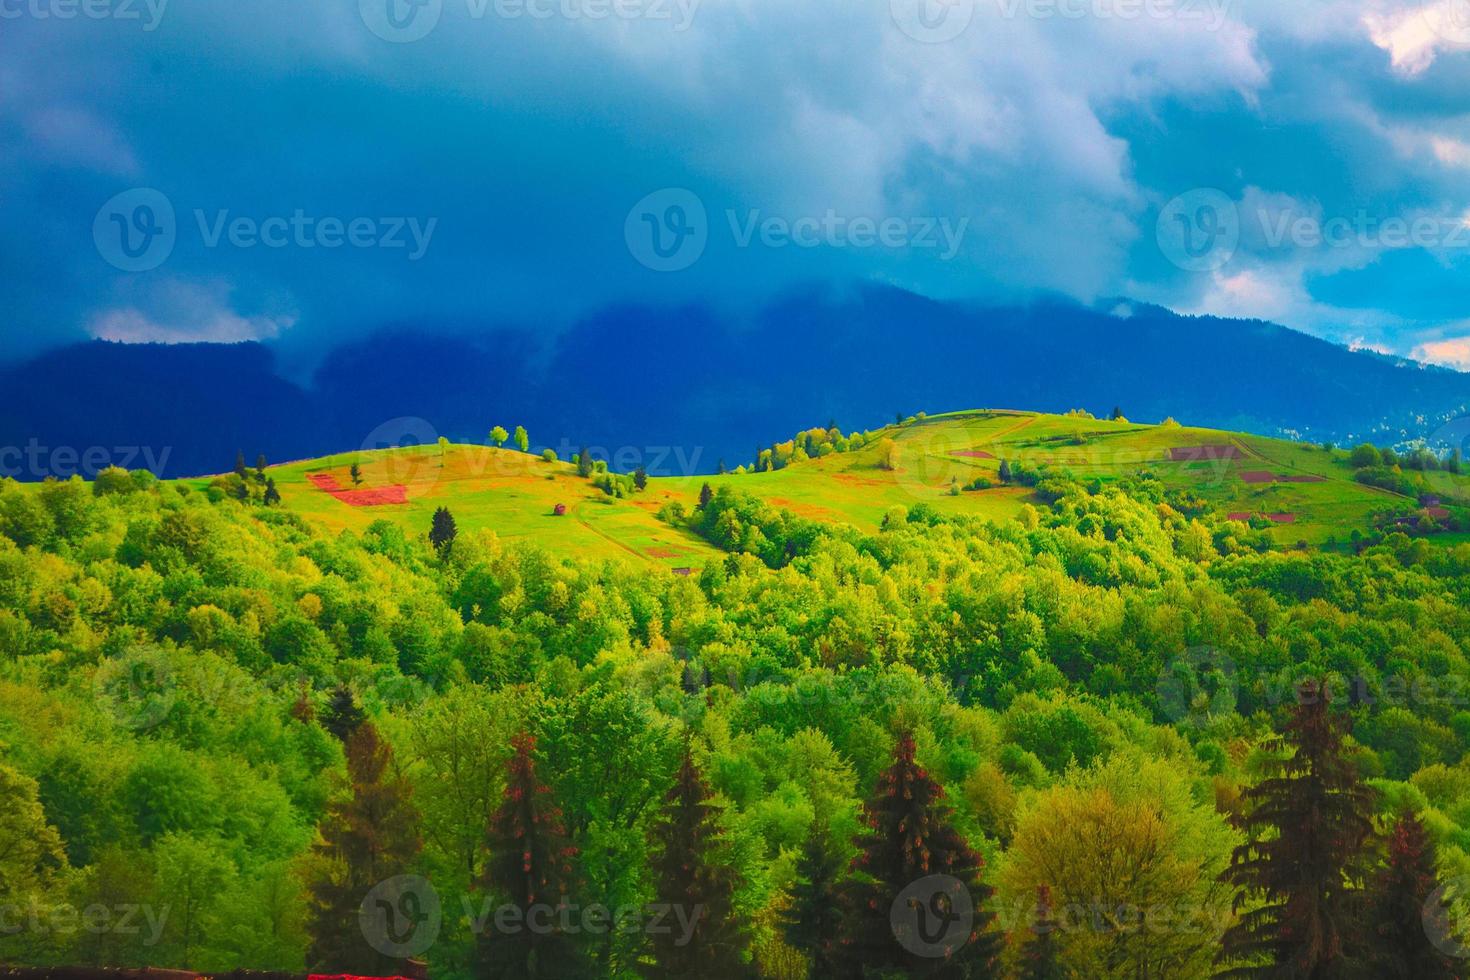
185 410 1470 567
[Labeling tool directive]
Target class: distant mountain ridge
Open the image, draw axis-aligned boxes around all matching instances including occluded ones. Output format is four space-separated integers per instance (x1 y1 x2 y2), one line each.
4 285 1468 479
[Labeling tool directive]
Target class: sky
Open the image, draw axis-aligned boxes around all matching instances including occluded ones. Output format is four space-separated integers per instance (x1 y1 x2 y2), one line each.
3 0 1470 369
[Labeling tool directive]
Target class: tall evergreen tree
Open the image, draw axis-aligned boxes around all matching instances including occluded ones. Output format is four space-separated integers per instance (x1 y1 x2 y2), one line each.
305 722 423 974
634 466 649 492
234 450 248 479
322 684 366 743
351 462 363 486
1217 680 1377 979
255 453 268 479
1017 885 1067 980
644 746 749 979
430 506 458 555
1368 809 1461 979
699 483 714 509
840 730 1001 978
780 815 847 977
263 478 281 507
577 447 594 479
479 732 588 979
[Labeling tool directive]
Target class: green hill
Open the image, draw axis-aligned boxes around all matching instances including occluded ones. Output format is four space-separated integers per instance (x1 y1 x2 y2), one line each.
225 409 1469 564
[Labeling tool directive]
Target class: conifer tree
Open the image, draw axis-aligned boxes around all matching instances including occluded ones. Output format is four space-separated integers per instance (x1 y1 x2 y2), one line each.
577 447 594 479
305 721 423 974
699 483 714 509
1217 679 1377 978
255 453 268 479
840 730 1001 978
479 732 588 979
351 462 363 486
234 450 248 479
780 815 847 977
1368 809 1461 979
263 478 281 506
430 506 458 555
322 684 366 743
644 746 749 979
634 466 649 492
998 460 1012 484
1017 885 1067 980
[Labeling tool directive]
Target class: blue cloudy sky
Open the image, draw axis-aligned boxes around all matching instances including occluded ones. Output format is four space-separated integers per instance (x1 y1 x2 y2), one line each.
4 0 1470 368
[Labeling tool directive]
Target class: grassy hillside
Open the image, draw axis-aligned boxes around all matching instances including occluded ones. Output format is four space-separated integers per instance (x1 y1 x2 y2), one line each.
230 410 1469 560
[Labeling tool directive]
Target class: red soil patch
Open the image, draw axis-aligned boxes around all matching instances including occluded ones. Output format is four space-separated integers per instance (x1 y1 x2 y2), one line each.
953 450 995 459
1266 513 1297 524
1240 471 1326 484
1170 445 1243 462
307 471 407 507
645 546 691 559
1227 512 1252 522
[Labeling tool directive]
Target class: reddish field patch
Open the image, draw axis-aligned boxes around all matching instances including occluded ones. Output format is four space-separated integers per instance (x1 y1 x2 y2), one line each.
1227 512 1252 522
952 450 995 459
307 471 407 507
1170 445 1243 462
645 546 692 559
1266 513 1297 524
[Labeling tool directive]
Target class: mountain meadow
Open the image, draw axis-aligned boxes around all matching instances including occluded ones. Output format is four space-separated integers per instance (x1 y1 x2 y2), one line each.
3 409 1470 978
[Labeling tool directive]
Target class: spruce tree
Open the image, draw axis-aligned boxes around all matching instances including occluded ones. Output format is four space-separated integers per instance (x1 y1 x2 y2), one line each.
644 746 749 979
780 815 848 977
1368 809 1461 978
351 462 363 486
234 450 248 479
322 684 366 743
699 483 714 509
840 730 1001 978
1217 679 1377 978
430 506 458 555
577 447 594 479
1017 885 1067 980
255 453 268 479
305 721 423 974
263 478 281 507
634 466 649 492
479 732 588 979
998 460 1012 484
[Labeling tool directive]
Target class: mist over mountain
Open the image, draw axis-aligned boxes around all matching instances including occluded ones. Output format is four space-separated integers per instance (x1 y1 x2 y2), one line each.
6 286 1469 480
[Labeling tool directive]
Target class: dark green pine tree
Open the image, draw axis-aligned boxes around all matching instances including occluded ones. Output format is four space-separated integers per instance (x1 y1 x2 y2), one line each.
234 450 248 479
780 815 848 977
306 722 423 974
1368 809 1462 979
322 685 366 743
255 453 268 480
1217 679 1378 979
643 746 749 979
840 730 1001 978
998 460 1012 484
1018 885 1068 980
698 483 714 509
479 732 589 980
634 466 649 491
263 478 281 507
430 506 458 556
577 447 594 479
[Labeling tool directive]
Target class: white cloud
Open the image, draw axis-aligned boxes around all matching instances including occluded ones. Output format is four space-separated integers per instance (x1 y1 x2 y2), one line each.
1413 333 1470 369
88 279 297 345
1365 0 1470 75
